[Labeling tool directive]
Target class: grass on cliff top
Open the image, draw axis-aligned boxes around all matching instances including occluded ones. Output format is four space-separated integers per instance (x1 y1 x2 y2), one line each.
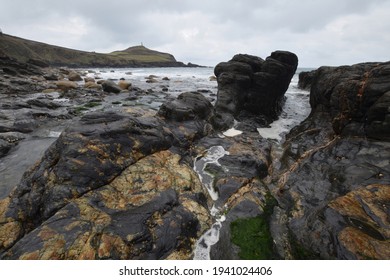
0 34 176 65
109 46 175 63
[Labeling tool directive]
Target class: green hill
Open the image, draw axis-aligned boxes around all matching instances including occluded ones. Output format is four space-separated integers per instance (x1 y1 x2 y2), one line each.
0 33 187 67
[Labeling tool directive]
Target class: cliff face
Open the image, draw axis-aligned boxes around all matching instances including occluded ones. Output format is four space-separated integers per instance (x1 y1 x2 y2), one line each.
0 33 187 67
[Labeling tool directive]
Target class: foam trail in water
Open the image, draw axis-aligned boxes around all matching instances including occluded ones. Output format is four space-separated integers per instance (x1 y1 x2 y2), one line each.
193 146 229 201
193 146 229 260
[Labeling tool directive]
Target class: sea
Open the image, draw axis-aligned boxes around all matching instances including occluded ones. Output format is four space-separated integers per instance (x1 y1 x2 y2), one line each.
85 66 312 142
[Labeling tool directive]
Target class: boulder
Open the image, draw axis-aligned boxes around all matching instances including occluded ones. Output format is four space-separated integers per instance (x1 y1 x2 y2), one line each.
84 77 95 83
146 78 158 83
43 73 59 81
84 81 102 90
158 92 213 122
67 71 83 81
158 92 214 147
55 80 78 92
101 80 121 93
118 80 132 90
213 51 298 130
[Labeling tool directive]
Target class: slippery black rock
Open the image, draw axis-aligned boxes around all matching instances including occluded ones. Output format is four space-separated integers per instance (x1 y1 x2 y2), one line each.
212 51 298 130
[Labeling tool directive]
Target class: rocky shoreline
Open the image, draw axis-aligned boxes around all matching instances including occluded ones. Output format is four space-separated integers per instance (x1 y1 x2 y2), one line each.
0 53 389 259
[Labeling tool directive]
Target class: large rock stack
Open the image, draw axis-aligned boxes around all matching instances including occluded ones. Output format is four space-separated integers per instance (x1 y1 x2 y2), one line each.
212 51 298 130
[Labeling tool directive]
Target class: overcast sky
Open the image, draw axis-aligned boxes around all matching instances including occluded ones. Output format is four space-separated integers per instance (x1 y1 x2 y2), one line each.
1 0 389 67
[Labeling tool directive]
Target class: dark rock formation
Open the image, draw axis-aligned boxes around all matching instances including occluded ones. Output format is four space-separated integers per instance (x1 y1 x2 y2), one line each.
0 139 12 158
158 92 214 147
0 56 43 76
274 61 390 259
27 58 49 68
213 51 298 130
0 110 211 259
297 69 316 90
308 63 390 141
0 57 47 95
1 51 388 260
101 80 122 93
158 91 214 122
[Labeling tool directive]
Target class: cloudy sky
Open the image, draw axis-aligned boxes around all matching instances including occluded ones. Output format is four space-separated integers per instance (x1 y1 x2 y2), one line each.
1 0 389 67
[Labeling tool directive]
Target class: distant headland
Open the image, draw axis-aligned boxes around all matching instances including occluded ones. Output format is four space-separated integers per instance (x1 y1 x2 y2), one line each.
0 33 202 68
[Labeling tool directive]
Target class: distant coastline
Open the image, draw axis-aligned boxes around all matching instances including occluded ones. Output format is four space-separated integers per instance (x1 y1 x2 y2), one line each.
0 33 203 68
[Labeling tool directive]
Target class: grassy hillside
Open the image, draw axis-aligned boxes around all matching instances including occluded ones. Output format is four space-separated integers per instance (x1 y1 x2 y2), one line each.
0 33 185 67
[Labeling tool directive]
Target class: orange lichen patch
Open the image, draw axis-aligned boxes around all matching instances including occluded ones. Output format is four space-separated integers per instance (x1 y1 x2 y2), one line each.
19 225 67 259
225 178 265 210
19 251 40 260
40 236 66 260
0 197 11 222
180 198 210 233
69 158 86 166
329 184 390 238
228 142 268 163
124 107 156 117
76 200 111 226
0 221 22 249
38 225 58 241
165 249 192 260
86 142 110 158
64 220 84 232
73 233 97 260
339 227 390 259
0 198 23 250
289 191 305 219
357 71 371 98
109 150 202 196
126 193 157 207
98 233 128 259
151 211 164 227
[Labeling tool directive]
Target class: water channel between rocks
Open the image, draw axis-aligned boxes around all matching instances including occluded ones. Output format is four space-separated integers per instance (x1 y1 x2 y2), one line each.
193 145 230 260
190 71 311 259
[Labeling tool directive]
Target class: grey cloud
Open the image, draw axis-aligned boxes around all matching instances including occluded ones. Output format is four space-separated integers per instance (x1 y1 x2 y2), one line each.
1 0 389 67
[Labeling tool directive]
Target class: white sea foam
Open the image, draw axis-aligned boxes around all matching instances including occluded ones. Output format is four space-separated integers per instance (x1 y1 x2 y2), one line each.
193 146 229 260
48 131 62 138
222 127 243 137
193 146 229 201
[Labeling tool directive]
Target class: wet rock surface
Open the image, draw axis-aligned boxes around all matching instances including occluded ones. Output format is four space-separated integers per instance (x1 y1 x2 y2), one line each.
274 62 390 259
0 55 389 260
0 56 217 259
213 51 298 130
0 106 214 259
